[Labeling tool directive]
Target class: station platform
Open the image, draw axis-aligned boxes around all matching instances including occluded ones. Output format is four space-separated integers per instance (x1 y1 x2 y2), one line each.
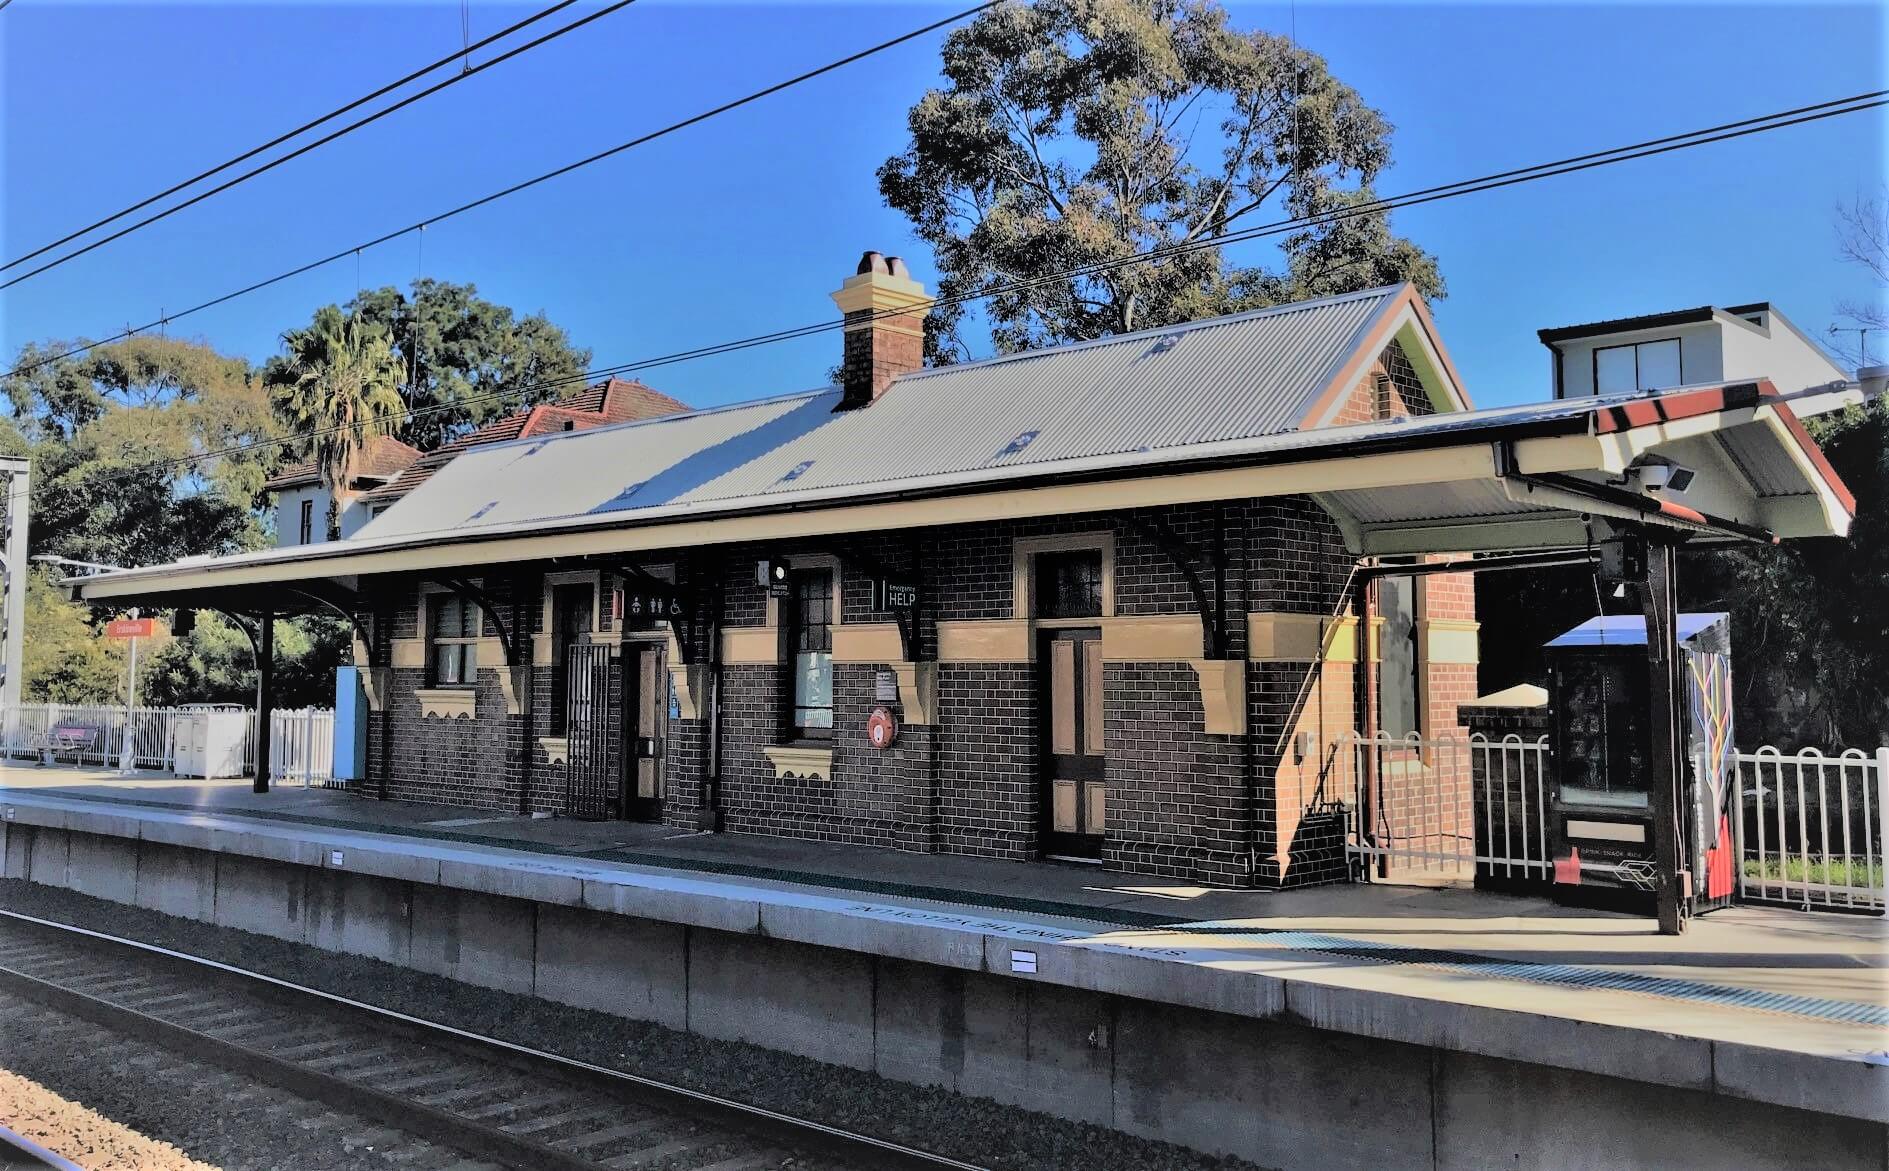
1 764 1884 1152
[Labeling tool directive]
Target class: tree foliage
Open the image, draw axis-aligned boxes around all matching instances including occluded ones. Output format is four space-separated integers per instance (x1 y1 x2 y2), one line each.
1 334 277 569
1690 399 1889 747
19 569 129 703
324 279 592 449
141 610 345 710
879 0 1442 361
268 306 405 539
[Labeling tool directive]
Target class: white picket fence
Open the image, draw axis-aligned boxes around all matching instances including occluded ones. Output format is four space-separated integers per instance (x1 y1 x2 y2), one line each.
1735 746 1887 912
0 703 339 787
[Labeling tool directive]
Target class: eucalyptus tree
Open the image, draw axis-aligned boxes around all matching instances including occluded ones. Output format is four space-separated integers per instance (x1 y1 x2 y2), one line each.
879 0 1443 361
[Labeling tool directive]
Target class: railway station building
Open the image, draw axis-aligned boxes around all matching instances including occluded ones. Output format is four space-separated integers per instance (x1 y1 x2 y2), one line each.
66 253 1857 891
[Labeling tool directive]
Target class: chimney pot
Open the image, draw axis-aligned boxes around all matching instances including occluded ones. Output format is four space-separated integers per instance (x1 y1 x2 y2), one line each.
832 250 932 410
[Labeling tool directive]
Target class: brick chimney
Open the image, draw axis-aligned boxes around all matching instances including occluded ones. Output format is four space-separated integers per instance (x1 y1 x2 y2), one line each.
831 251 931 409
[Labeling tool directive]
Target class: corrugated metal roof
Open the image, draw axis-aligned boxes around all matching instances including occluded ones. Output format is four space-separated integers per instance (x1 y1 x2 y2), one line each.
674 285 1397 504
361 286 1403 537
1326 478 1530 525
356 391 825 540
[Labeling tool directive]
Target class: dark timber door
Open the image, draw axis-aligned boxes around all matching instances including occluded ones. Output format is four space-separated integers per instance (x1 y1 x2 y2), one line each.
1041 627 1105 858
622 640 667 822
563 643 615 819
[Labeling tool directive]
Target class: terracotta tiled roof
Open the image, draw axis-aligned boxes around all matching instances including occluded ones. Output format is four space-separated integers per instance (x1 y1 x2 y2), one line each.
262 434 422 491
360 378 687 506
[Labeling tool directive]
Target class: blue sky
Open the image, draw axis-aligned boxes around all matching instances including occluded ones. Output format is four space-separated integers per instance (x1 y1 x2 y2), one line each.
1 1 1883 414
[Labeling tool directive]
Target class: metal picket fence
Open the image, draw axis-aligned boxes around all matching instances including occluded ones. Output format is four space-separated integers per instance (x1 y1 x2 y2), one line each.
0 702 338 787
1735 746 1887 912
1340 732 1556 880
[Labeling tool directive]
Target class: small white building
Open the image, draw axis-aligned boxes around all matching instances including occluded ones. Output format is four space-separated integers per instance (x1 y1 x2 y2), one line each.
1539 302 1858 415
263 435 421 547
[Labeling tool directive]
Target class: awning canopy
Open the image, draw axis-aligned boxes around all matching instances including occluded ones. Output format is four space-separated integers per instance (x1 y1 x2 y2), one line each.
66 378 1853 609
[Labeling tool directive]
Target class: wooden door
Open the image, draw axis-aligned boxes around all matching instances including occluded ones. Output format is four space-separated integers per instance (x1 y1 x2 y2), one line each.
1041 627 1105 858
621 640 667 822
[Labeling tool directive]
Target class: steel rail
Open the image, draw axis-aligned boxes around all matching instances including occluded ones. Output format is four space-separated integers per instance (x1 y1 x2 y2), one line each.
0 907 988 1171
0 1122 86 1171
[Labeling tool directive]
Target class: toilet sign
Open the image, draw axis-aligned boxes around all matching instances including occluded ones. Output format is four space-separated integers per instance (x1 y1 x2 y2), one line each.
106 617 157 639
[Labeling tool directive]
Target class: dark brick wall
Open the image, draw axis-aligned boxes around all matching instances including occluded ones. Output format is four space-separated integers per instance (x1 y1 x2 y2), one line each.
1104 661 1248 884
366 574 541 813
351 374 1483 894
934 663 1035 860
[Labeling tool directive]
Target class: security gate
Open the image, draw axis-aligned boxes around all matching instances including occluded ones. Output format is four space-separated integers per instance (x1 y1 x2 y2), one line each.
563 643 616 819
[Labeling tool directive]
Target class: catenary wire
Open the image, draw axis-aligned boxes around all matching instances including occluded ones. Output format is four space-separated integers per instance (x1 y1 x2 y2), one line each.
0 0 642 290
16 91 1885 502
0 0 1007 377
5 82 1877 386
0 1 580 275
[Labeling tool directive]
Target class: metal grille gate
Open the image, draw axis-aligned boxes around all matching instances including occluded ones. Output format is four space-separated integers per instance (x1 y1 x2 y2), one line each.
563 643 616 819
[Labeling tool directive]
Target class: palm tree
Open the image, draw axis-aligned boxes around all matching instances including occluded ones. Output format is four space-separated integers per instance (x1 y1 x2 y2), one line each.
271 306 405 539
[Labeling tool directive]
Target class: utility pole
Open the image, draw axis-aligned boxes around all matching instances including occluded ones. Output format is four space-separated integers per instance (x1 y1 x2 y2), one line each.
119 608 141 775
0 459 31 723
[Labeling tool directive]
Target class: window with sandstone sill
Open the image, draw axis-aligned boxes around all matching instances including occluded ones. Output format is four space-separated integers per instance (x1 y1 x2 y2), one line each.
428 594 479 688
781 567 833 742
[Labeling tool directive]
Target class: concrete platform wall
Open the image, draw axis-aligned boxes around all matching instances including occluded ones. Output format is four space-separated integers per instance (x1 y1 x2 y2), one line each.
3 822 1880 1171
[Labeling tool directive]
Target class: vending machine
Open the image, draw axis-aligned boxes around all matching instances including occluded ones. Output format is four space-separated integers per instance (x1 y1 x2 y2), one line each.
1544 612 1737 915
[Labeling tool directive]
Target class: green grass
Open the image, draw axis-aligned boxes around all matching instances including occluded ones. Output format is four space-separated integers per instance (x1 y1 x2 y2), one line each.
1742 856 1884 889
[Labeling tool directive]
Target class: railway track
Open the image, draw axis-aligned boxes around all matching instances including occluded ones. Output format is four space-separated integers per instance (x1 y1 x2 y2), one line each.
0 909 987 1171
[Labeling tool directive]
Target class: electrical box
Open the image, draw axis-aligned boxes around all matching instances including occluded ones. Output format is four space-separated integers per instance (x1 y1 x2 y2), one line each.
172 705 248 779
334 666 370 782
1544 612 1737 915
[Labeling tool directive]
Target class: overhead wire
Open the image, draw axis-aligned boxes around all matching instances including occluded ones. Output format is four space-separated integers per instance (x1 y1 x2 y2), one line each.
15 89 1886 503
0 0 644 291
0 0 582 275
0 0 1009 379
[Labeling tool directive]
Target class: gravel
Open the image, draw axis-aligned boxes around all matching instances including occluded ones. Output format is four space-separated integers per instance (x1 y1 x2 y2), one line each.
0 1061 218 1171
0 989 500 1170
0 878 1269 1171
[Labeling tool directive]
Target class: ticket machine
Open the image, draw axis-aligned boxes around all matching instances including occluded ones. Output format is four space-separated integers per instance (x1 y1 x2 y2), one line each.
1545 613 1737 914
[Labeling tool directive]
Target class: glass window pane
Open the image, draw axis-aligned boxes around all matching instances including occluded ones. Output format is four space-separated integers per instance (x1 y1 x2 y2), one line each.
794 651 832 728
462 641 476 678
1378 575 1419 738
1594 345 1637 395
1035 550 1103 618
1636 339 1681 389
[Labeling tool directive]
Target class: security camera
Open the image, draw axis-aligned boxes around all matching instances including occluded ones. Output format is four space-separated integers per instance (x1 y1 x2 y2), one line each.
1630 456 1694 494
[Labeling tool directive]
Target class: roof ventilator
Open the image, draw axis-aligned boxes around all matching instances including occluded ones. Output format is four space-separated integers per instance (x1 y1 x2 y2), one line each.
466 501 499 523
778 460 815 484
1146 332 1185 356
992 430 1039 460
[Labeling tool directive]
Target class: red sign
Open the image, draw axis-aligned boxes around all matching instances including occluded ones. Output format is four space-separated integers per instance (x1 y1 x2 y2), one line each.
866 706 899 750
105 618 157 639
